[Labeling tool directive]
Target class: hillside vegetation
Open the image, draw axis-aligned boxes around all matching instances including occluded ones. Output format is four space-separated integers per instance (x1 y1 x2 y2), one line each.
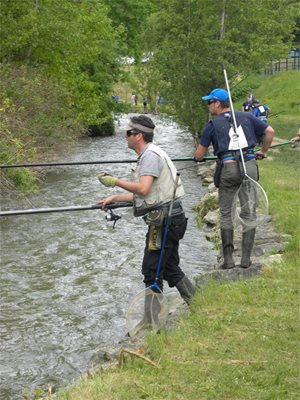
55 71 300 400
233 70 300 138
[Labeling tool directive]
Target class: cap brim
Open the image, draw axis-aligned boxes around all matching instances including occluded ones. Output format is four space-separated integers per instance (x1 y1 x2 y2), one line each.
202 95 212 101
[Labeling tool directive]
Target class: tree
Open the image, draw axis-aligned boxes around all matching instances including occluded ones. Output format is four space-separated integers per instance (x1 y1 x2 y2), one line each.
142 0 298 135
0 0 122 126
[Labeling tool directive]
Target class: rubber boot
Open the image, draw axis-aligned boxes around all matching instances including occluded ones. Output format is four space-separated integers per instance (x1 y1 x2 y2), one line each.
220 229 235 269
176 276 196 305
240 229 256 268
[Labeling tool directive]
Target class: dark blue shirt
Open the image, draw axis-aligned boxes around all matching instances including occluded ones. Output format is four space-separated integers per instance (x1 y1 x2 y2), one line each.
200 111 268 156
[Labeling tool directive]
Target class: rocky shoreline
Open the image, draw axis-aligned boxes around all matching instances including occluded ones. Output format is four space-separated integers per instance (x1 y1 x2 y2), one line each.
86 160 290 376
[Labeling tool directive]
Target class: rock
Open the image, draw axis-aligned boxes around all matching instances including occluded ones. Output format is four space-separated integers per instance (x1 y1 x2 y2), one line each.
207 182 216 193
203 210 219 226
264 254 284 264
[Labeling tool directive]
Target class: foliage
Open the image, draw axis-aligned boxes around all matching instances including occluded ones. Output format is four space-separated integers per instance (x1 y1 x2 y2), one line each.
0 0 121 126
140 0 299 134
231 80 259 102
102 0 154 61
0 63 84 191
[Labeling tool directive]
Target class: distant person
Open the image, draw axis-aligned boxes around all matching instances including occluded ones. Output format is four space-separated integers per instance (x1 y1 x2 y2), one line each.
143 96 148 113
241 95 253 112
131 94 135 105
248 92 254 102
131 94 138 107
251 99 270 124
290 125 300 147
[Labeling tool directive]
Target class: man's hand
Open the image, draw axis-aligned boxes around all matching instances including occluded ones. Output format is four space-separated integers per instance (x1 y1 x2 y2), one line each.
193 156 205 163
98 173 117 187
98 195 116 209
255 151 266 160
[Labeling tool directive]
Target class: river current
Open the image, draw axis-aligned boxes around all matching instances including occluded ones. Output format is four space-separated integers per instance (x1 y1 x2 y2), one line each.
0 114 218 399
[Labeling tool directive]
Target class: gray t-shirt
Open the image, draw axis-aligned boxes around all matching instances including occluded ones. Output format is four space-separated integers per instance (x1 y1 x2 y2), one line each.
138 148 163 177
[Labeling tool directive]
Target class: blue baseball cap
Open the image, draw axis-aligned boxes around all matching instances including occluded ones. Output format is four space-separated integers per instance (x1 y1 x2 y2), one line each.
202 88 229 102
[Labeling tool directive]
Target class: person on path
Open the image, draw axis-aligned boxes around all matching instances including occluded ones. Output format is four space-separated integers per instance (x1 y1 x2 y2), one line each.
143 96 148 113
98 115 196 307
194 88 275 269
131 93 136 106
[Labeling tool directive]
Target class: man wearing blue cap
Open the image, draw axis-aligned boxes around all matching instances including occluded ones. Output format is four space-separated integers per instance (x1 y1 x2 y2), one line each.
194 88 275 269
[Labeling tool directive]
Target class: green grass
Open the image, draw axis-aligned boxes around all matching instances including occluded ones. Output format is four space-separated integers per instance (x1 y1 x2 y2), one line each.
56 72 300 400
235 70 300 140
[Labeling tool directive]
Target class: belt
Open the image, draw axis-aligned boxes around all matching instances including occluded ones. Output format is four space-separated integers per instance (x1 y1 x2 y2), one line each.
219 149 255 162
155 200 184 217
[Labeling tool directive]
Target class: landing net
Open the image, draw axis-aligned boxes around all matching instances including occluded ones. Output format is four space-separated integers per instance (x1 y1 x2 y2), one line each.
126 287 169 337
231 175 269 231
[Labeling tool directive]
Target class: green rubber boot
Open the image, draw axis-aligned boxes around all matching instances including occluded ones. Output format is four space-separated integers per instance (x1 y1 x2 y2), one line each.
240 229 256 268
176 276 196 305
220 229 235 269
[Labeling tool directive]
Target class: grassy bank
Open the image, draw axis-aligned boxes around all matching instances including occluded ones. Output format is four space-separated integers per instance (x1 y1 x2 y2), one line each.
56 111 299 399
234 70 300 138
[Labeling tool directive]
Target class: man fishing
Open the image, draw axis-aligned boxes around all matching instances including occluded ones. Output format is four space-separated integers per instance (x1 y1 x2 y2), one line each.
98 115 195 307
194 88 275 269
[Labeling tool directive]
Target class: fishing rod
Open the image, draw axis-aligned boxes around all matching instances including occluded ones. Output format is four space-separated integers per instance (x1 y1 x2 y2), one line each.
252 140 291 153
0 141 291 219
268 110 285 118
0 140 290 170
0 155 217 169
0 201 133 222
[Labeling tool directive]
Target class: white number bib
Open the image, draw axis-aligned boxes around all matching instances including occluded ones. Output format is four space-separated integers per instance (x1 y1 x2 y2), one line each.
228 125 248 150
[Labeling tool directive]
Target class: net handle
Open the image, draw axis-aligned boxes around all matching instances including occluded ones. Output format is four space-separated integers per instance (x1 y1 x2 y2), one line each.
223 67 247 175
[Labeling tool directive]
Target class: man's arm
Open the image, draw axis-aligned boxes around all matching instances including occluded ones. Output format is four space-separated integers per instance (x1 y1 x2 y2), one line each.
194 144 208 161
256 125 275 159
98 192 133 208
115 175 154 196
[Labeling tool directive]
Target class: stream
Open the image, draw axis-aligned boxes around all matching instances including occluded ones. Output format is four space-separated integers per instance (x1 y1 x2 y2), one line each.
0 114 218 399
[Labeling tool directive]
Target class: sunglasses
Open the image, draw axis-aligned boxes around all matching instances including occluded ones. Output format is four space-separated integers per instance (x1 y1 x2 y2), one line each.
126 129 140 137
208 100 217 105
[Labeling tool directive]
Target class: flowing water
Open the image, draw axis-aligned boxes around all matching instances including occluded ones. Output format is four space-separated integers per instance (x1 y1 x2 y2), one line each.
0 114 218 399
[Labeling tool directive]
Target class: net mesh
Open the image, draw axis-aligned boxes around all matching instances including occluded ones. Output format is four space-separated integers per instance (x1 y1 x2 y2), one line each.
126 287 169 337
231 176 269 231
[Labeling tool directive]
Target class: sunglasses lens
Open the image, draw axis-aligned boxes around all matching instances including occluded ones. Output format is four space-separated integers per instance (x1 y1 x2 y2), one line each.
126 129 139 137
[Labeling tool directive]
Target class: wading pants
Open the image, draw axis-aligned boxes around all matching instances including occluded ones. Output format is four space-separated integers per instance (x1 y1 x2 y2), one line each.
219 159 258 230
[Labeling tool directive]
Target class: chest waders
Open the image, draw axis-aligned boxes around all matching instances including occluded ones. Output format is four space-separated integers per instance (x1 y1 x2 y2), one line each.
223 67 268 269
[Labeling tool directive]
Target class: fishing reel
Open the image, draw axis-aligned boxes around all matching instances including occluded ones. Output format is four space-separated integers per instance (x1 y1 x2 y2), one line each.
105 209 122 229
